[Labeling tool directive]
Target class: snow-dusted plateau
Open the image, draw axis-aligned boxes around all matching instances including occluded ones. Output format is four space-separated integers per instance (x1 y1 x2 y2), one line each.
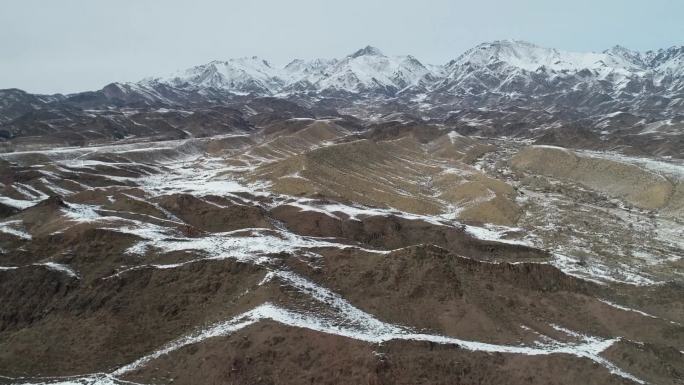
0 41 683 385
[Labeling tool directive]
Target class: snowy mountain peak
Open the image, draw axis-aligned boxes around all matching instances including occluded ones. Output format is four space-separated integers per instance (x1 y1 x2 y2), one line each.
646 45 684 67
284 58 336 72
349 45 385 58
603 45 644 67
312 47 433 93
281 58 338 86
140 55 283 95
605 44 637 56
452 40 578 71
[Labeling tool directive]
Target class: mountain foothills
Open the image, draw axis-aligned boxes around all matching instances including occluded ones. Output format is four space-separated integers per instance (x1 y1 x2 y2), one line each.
0 41 683 385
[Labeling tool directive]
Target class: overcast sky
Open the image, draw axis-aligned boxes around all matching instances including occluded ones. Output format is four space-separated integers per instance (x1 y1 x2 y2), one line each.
1 0 682 94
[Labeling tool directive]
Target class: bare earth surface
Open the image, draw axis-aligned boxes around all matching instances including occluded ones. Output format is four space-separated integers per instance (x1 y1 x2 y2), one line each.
0 118 682 385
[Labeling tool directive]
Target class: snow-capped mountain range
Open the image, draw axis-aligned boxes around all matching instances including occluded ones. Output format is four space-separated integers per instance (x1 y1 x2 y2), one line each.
1 40 683 135
132 40 684 100
138 45 435 96
0 40 682 160
435 40 684 96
